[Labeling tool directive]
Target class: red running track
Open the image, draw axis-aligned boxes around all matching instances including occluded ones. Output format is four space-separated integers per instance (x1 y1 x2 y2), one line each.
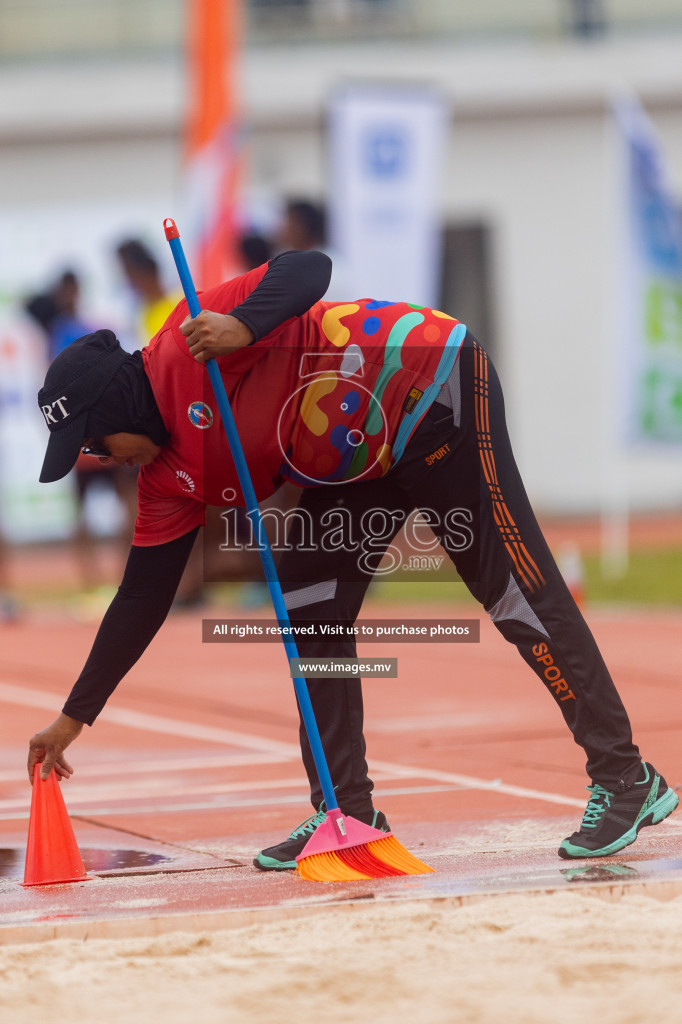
1 597 681 940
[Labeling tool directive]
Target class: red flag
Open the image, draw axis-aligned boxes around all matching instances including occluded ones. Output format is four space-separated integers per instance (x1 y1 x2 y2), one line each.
185 0 241 288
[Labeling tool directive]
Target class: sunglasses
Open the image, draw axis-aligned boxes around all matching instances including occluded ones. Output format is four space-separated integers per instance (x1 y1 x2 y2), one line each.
81 442 111 458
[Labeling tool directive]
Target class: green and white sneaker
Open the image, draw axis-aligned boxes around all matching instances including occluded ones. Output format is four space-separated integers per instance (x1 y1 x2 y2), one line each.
558 762 678 860
254 806 390 871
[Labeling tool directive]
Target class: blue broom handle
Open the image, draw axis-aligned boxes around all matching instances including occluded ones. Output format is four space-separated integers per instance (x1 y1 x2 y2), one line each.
164 220 338 814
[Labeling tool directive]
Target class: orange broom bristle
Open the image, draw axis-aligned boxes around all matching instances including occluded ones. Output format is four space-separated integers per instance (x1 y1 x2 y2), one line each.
366 836 434 875
297 835 433 882
297 850 371 881
336 843 403 877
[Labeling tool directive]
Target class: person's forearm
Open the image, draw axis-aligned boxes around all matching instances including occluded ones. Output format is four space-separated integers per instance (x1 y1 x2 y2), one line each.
62 528 199 725
62 587 172 724
230 250 332 342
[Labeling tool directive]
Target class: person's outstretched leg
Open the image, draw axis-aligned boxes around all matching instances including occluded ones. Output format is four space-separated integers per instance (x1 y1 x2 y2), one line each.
389 335 677 856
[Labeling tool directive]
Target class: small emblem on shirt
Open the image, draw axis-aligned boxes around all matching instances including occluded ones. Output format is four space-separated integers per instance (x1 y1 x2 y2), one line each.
188 401 213 429
402 387 423 414
176 469 195 493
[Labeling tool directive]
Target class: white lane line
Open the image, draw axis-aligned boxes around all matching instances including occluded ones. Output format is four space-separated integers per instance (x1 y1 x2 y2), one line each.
0 681 298 756
369 759 586 808
101 706 299 755
0 785 478 821
0 776 308 813
0 680 584 810
0 752 295 784
0 765 583 816
0 770 403 813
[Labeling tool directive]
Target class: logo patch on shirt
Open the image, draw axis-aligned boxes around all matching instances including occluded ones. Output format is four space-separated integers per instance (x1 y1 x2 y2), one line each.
188 401 213 429
176 470 195 493
402 387 423 414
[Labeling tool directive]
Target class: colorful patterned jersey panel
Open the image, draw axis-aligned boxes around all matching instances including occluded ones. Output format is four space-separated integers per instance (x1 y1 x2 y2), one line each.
281 299 466 487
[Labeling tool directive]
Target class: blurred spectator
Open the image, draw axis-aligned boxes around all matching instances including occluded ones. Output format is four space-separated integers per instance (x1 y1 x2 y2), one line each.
277 196 350 299
238 231 274 272
279 198 327 252
24 269 91 361
51 271 92 355
24 292 59 345
24 270 135 601
70 452 138 597
116 239 179 344
0 536 19 623
567 0 606 38
117 238 208 608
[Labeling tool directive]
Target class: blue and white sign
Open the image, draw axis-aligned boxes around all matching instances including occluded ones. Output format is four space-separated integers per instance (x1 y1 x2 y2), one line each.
328 86 446 309
614 96 682 445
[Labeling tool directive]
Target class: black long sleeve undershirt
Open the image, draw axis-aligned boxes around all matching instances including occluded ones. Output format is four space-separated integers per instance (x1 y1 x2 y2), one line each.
62 528 199 725
230 249 332 342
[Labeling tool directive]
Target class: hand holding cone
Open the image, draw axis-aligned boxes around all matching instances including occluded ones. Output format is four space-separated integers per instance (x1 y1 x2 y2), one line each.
22 764 90 887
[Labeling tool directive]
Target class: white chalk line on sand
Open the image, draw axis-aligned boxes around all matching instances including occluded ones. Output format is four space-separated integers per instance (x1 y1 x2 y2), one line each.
1 679 585 813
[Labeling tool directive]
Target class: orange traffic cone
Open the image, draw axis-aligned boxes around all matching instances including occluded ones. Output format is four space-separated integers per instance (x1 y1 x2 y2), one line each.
22 764 90 886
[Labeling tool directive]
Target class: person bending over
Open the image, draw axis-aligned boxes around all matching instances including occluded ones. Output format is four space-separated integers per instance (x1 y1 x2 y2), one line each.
28 248 678 867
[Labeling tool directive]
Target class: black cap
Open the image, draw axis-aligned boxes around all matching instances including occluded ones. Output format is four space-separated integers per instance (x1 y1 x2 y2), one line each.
37 330 129 483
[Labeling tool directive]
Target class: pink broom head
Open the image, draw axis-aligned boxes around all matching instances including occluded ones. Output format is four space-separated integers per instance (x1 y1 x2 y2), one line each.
295 810 434 882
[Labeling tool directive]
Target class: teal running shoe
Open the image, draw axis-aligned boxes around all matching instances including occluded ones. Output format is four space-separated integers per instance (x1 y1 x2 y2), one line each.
559 762 678 860
254 806 390 871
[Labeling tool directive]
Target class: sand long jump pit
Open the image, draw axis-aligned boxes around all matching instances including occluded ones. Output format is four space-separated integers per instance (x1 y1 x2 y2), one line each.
2 815 682 1024
2 603 681 1021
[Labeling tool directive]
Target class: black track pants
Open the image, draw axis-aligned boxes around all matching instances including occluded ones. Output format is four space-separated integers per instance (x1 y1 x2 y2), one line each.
277 335 641 816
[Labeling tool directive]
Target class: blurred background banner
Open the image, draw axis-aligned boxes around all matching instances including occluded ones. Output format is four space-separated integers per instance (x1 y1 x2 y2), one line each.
0 312 73 542
328 84 445 307
2 0 682 573
615 94 682 446
182 0 242 288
